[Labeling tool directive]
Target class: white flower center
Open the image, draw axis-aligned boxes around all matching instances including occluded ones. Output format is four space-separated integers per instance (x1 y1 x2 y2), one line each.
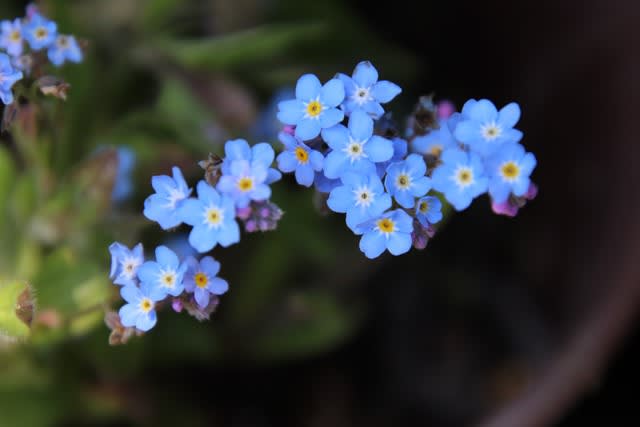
480 121 503 141
164 187 187 209
395 172 412 191
121 257 141 279
159 270 176 289
353 185 374 208
56 36 69 48
34 27 48 40
139 298 154 313
451 165 475 189
343 137 368 163
351 86 373 106
202 205 224 229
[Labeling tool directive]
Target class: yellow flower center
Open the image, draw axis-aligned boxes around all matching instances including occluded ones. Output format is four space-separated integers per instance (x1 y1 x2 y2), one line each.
396 174 411 189
162 273 175 287
430 144 443 157
377 218 395 234
35 27 47 39
195 272 208 289
208 210 220 223
306 100 323 118
10 30 20 41
140 298 154 313
295 146 309 164
57 36 69 47
500 161 520 181
419 201 429 213
237 177 254 192
458 169 472 184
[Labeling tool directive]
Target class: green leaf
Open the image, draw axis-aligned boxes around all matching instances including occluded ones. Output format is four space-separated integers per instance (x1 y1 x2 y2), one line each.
0 281 32 345
149 23 326 71
0 147 15 211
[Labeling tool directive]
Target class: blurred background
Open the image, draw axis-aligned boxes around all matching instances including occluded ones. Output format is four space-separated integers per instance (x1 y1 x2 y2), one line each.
0 0 638 426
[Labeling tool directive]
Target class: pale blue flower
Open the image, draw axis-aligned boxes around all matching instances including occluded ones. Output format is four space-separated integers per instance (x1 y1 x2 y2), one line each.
0 19 24 57
276 132 324 187
183 256 229 309
119 282 165 332
137 245 187 298
47 34 82 66
143 166 192 230
358 209 413 258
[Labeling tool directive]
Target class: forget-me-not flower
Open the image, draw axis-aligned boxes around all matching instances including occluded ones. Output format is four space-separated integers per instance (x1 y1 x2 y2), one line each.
143 166 192 230
0 19 24 57
415 196 443 227
376 136 407 178
485 143 537 203
431 148 488 211
109 242 144 287
0 53 22 104
454 99 523 156
277 73 345 141
358 209 413 258
384 154 431 209
137 245 187 298
220 138 281 184
412 117 458 158
112 146 136 203
276 132 324 187
337 60 401 119
23 14 57 50
184 256 229 309
119 282 166 332
180 180 240 252
322 110 394 179
327 171 391 233
47 34 83 66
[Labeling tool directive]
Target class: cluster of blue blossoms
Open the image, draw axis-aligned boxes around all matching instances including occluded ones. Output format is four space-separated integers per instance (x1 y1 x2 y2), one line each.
0 4 83 105
276 60 537 258
109 141 283 333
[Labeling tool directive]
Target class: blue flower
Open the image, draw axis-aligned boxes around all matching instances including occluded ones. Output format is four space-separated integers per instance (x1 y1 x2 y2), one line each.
0 19 24 57
112 146 136 203
276 132 324 187
358 209 413 259
321 110 394 179
109 242 144 287
119 282 165 332
143 166 192 230
412 118 458 158
217 159 274 208
376 136 407 177
184 256 229 309
180 180 240 252
384 154 432 209
47 34 82 66
313 171 340 194
220 138 281 184
337 60 401 119
23 14 57 51
327 171 391 233
0 53 22 105
485 143 537 203
453 99 523 156
415 196 443 227
137 245 187 298
431 148 488 211
277 73 345 141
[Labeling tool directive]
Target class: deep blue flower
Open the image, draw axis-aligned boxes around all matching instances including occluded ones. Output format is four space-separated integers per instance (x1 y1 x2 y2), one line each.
327 171 391 233
0 19 24 57
109 242 144 287
112 146 136 203
337 60 401 119
180 180 240 252
137 245 187 298
119 282 165 332
47 34 82 66
485 143 537 203
454 99 523 156
412 117 458 158
376 136 407 177
184 256 229 309
23 14 56 51
277 74 345 141
0 53 22 104
358 209 413 258
321 110 394 179
276 132 324 187
384 154 431 209
415 196 443 227
431 148 488 211
143 166 192 230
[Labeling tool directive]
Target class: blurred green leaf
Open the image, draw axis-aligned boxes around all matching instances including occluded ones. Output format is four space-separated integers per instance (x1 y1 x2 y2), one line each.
0 147 15 211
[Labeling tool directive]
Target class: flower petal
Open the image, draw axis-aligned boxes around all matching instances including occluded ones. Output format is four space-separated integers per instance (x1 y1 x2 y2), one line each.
296 74 321 101
352 61 378 87
372 80 401 103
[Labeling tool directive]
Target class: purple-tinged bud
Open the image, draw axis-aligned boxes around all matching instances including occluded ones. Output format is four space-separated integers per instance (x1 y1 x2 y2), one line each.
436 100 455 120
525 182 538 200
492 200 519 217
411 219 433 250
171 298 183 313
258 219 271 231
259 207 271 218
282 125 295 135
236 206 252 220
491 183 538 217
184 296 220 321
26 3 39 20
245 219 257 232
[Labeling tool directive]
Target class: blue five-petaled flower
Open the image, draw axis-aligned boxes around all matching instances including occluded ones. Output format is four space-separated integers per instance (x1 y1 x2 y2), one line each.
485 143 537 204
276 132 324 187
277 73 345 141
337 60 401 119
0 53 22 105
415 196 443 227
119 282 165 332
358 209 413 259
322 110 394 179
47 34 83 66
143 166 192 230
384 153 431 209
109 242 144 287
23 13 57 50
180 181 240 253
184 256 229 309
137 245 187 298
0 19 24 57
431 148 489 211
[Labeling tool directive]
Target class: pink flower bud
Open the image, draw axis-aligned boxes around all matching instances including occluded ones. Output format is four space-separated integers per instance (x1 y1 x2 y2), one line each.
436 100 456 120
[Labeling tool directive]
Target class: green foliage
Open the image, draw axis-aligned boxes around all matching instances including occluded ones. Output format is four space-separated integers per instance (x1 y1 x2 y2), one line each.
0 281 31 345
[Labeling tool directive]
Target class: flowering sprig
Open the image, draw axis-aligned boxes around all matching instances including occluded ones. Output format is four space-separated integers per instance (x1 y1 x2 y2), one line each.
107 140 283 341
275 60 538 259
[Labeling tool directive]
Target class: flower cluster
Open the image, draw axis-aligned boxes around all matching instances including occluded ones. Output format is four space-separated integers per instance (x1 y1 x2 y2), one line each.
276 61 538 258
0 4 83 105
108 140 283 337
